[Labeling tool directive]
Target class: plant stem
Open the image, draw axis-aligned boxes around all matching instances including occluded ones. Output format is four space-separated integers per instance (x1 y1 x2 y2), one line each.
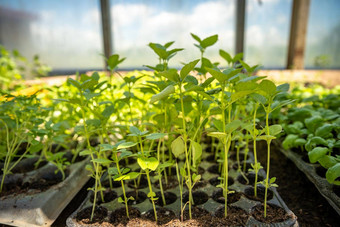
179 85 193 219
264 109 271 218
157 139 166 206
146 169 157 222
114 151 130 218
80 105 100 221
253 103 259 197
139 136 157 221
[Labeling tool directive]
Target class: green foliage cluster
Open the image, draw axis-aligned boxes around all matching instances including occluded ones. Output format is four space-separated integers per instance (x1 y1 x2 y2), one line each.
0 34 296 221
279 85 340 185
0 46 51 91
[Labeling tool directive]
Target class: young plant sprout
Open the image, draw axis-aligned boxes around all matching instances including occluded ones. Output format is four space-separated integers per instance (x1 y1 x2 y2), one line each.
106 141 139 218
127 126 166 222
0 94 46 193
256 80 292 217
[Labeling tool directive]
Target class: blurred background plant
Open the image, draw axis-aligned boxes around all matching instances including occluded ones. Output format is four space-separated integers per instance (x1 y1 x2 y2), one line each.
0 45 51 91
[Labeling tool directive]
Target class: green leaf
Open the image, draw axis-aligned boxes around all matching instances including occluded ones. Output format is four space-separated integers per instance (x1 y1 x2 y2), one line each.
318 155 338 169
171 136 185 158
180 59 200 80
148 43 167 59
257 135 276 141
117 142 137 150
192 173 201 183
146 133 167 140
102 105 115 118
164 41 175 48
250 93 267 104
67 78 81 89
79 149 92 156
207 132 227 143
277 83 290 93
219 49 232 64
129 126 141 135
159 69 180 83
326 163 340 185
158 161 174 169
213 119 224 132
120 151 133 159
205 67 227 84
269 125 282 136
84 92 100 100
259 80 277 96
191 141 202 167
225 120 242 134
147 191 156 198
180 167 186 177
231 90 254 103
108 167 118 175
201 34 218 49
118 197 124 203
315 124 334 138
239 60 251 72
305 136 328 152
270 177 276 184
150 85 175 104
305 116 324 133
137 157 159 171
115 172 140 181
190 33 201 43
86 119 101 127
308 147 329 163
233 53 243 62
92 158 111 165
107 54 125 71
85 164 94 172
81 79 98 90
99 144 115 151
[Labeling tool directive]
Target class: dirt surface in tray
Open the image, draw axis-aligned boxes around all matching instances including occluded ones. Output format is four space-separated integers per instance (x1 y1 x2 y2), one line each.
257 141 340 226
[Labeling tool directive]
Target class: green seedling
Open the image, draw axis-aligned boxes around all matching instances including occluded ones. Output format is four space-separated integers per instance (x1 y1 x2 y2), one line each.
0 94 47 193
256 80 292 217
154 59 202 219
106 141 139 218
127 126 167 222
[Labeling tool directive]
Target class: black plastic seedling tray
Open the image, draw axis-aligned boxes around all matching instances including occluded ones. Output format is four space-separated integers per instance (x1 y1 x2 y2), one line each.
277 143 340 216
0 156 90 227
67 146 297 226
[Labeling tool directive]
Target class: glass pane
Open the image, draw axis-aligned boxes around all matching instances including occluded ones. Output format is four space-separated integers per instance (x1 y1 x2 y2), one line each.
305 0 340 69
111 0 235 68
0 0 103 70
245 0 292 68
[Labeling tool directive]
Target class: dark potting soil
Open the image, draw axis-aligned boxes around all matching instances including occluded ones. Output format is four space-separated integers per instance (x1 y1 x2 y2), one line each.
110 207 141 226
214 206 249 226
153 191 177 206
209 176 234 187
90 189 118 204
211 188 242 204
142 207 176 225
251 204 290 223
75 205 108 224
154 175 179 190
244 185 274 202
127 175 148 189
0 168 68 198
257 141 340 226
120 191 147 205
237 172 264 185
183 190 209 205
232 161 252 173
